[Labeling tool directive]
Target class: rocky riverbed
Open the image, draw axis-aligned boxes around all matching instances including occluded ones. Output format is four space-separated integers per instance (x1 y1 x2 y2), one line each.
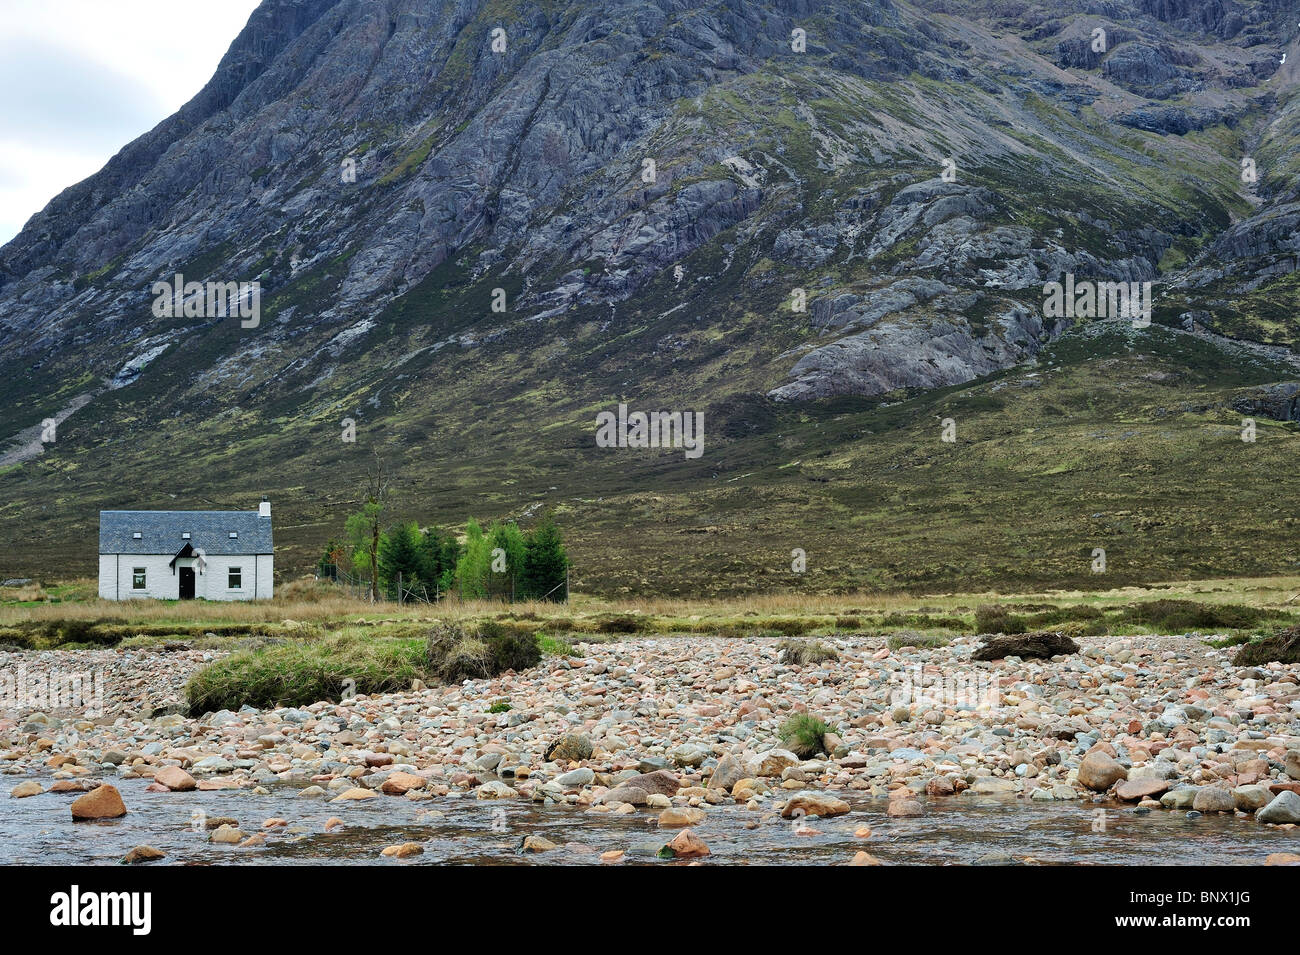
2 634 1299 865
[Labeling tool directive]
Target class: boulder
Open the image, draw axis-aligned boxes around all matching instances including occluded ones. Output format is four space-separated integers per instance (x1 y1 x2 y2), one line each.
331 787 377 802
1257 790 1300 825
1232 785 1270 813
70 784 127 820
658 807 706 827
123 846 165 864
1160 786 1199 810
619 770 680 796
1078 752 1127 791
970 777 1018 794
707 753 746 790
603 785 649 806
555 767 595 787
522 835 557 853
545 732 593 762
748 749 800 777
670 744 707 767
209 825 244 844
781 791 851 819
380 771 426 795
153 766 196 792
1115 778 1170 801
1192 787 1235 813
381 842 424 858
664 829 710 859
925 775 956 797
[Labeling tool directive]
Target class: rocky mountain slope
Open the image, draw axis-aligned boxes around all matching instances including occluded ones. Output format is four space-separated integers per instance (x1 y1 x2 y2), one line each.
0 0 1298 592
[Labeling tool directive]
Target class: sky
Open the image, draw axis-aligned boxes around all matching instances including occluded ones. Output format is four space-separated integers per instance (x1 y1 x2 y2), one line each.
0 0 262 245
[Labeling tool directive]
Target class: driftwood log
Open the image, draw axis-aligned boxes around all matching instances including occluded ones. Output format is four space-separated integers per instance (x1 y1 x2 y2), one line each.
972 630 1080 661
1233 626 1300 666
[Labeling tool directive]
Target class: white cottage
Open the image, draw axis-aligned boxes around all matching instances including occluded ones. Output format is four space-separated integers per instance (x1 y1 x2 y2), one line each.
98 501 273 600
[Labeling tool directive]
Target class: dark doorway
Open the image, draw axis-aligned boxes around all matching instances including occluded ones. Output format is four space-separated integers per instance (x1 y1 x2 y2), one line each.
179 567 195 599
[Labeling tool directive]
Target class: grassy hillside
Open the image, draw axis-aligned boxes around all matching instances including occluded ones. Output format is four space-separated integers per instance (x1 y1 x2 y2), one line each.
3 320 1299 596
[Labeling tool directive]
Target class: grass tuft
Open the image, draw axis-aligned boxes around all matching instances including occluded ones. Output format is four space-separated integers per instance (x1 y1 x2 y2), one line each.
778 638 838 666
779 713 833 759
185 631 423 714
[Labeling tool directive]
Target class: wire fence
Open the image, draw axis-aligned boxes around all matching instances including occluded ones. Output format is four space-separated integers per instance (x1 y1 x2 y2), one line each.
319 566 568 604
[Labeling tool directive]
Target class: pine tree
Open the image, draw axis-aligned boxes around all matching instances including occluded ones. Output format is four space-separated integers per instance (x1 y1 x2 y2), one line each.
417 525 460 599
379 521 422 600
521 512 568 601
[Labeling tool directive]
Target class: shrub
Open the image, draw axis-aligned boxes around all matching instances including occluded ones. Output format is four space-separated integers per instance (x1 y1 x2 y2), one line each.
491 629 543 672
431 636 492 682
425 620 542 683
974 604 1027 635
592 614 646 634
779 714 832 759
778 638 838 666
767 618 817 636
879 612 971 631
835 616 862 630
1118 599 1277 632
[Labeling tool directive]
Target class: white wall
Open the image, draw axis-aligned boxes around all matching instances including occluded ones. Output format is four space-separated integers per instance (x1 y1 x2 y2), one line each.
98 553 272 601
97 554 116 600
195 553 273 600
98 554 177 600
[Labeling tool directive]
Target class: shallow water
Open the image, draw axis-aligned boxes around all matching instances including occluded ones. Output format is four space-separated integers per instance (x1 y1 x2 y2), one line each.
3 778 1295 864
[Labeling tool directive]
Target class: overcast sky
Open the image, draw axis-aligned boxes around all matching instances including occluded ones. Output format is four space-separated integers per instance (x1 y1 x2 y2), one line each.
0 0 262 245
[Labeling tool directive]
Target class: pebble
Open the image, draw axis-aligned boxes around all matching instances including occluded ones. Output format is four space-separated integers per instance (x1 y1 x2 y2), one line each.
2 633 1296 861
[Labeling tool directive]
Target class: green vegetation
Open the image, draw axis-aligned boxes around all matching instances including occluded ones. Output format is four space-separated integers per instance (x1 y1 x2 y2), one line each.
185 631 425 713
1114 598 1279 632
779 713 833 759
970 598 1282 637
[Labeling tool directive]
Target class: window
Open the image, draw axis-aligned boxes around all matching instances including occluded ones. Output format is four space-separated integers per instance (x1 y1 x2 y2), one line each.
132 532 142 539
228 567 242 589
229 532 238 539
182 532 191 540
132 568 146 589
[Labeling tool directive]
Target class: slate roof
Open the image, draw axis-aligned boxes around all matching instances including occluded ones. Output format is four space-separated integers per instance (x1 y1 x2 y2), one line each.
99 510 272 556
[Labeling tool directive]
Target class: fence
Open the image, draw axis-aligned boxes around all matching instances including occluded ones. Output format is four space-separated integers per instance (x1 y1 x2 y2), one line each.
320 565 568 604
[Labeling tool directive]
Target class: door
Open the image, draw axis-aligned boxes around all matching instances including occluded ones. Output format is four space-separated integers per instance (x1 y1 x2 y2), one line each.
179 566 195 599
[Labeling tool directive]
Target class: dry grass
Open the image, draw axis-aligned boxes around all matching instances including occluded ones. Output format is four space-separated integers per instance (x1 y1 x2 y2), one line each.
5 575 1300 642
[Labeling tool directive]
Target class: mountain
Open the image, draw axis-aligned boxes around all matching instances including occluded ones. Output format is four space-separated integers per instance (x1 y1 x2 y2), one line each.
1 0 1298 595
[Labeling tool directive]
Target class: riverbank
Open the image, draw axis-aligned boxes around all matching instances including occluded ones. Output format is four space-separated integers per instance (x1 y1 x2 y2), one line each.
2 633 1298 864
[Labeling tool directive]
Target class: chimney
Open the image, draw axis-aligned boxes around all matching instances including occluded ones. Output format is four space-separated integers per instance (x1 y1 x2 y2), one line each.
258 498 271 519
